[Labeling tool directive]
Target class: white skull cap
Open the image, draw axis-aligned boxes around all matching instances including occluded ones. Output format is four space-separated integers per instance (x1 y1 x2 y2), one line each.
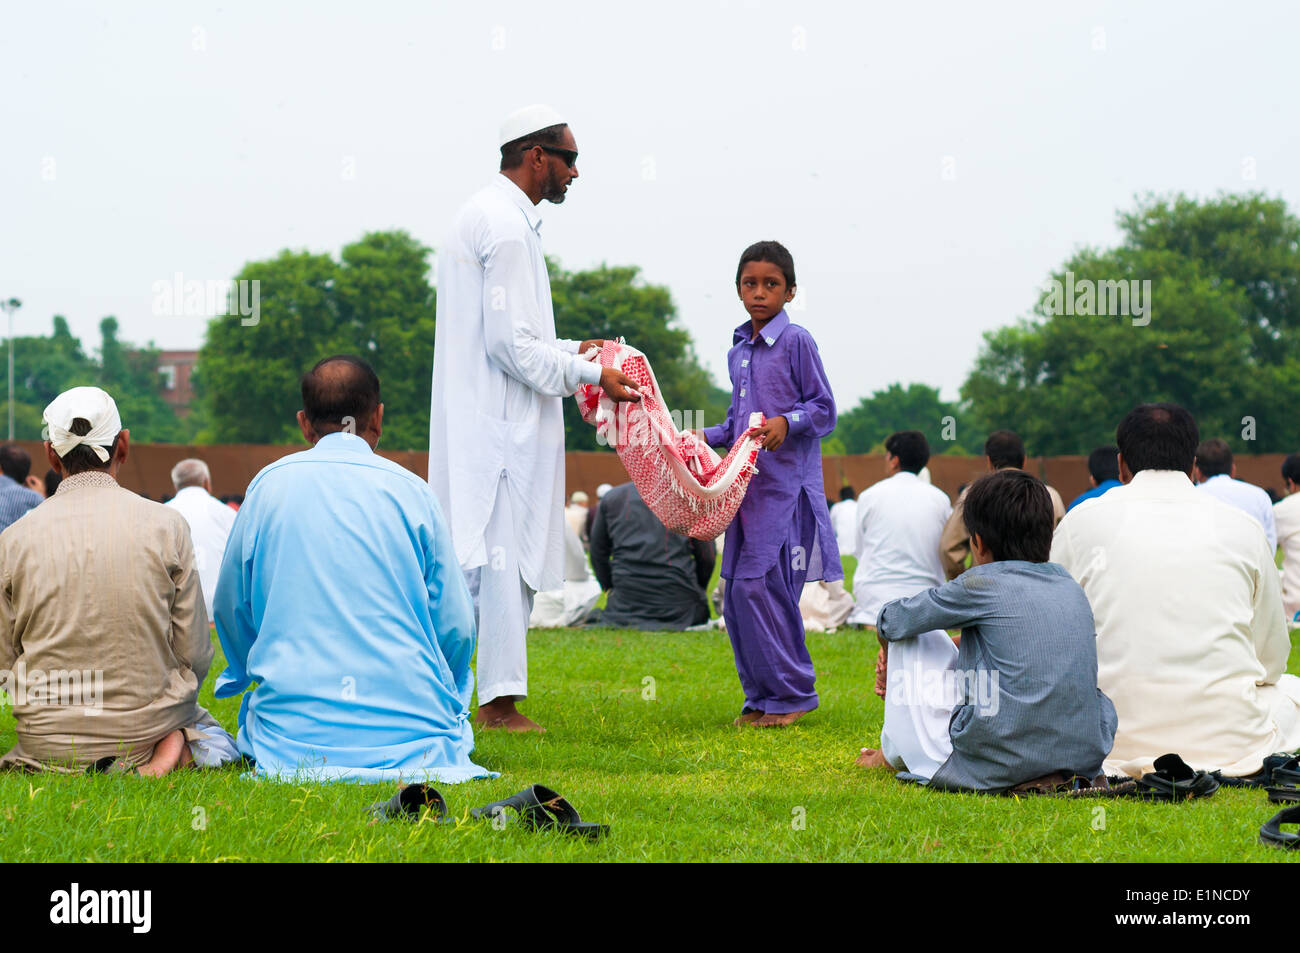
499 104 566 148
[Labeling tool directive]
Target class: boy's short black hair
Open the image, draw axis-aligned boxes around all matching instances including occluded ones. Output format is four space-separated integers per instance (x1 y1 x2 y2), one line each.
839 485 856 502
1116 402 1198 475
1194 438 1233 478
1087 445 1120 483
735 241 796 289
1283 453 1300 486
984 430 1026 469
961 469 1053 563
884 431 929 473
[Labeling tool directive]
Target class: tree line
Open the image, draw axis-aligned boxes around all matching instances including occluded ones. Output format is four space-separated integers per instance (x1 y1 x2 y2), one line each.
9 192 1299 455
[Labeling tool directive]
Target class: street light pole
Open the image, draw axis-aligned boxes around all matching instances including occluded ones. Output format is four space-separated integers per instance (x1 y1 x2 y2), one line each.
0 299 21 441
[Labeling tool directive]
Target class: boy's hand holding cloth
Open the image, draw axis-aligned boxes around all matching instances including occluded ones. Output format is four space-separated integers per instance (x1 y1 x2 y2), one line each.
574 339 766 541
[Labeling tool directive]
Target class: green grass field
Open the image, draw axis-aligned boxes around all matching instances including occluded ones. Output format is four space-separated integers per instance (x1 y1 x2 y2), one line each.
1 624 1297 863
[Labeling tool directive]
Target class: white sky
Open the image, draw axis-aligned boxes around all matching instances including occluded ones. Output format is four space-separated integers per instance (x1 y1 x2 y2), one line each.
5 0 1299 407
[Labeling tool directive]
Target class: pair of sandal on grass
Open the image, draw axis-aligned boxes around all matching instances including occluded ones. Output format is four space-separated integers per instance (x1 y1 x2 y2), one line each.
366 783 609 841
1005 750 1300 852
1005 753 1220 800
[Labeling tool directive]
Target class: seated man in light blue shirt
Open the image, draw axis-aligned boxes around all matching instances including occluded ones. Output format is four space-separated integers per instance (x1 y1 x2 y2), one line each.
1067 445 1122 511
213 355 492 783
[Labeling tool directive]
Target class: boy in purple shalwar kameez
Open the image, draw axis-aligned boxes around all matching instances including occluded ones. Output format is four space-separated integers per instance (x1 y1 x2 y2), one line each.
699 241 840 727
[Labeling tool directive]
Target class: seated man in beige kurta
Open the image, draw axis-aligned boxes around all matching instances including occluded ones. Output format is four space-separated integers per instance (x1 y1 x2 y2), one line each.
1052 402 1300 778
939 430 1065 580
0 387 236 776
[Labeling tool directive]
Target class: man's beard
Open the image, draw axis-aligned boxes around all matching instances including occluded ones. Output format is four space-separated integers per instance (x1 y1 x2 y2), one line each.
541 165 568 204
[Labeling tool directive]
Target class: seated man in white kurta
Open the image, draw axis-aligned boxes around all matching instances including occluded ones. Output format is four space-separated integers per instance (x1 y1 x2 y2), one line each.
846 431 957 778
1052 402 1300 779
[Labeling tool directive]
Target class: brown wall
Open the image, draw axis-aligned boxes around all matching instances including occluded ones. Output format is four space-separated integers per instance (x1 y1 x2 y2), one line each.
17 442 1291 507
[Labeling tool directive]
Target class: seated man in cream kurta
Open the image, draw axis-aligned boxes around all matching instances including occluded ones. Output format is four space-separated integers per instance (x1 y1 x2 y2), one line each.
0 387 236 776
1052 402 1300 778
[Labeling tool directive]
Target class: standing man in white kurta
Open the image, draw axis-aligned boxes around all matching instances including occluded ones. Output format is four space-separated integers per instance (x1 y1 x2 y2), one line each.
428 105 640 732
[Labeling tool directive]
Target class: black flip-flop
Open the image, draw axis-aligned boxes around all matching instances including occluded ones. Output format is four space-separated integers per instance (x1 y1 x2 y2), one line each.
471 784 609 840
1259 805 1300 850
1132 753 1219 802
366 784 451 823
1266 755 1300 804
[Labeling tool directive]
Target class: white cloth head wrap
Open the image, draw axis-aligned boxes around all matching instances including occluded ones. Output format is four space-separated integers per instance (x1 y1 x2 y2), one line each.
43 386 122 463
499 104 566 147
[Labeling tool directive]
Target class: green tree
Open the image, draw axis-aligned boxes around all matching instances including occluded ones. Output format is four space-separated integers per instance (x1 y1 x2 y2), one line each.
195 231 436 448
835 382 973 454
962 193 1300 455
97 317 191 443
0 316 98 440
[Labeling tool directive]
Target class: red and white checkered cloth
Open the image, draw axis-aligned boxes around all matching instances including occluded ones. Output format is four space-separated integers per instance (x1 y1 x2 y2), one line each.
574 340 763 541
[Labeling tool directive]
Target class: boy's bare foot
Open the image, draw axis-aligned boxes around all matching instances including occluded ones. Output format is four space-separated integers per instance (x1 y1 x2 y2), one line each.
732 710 765 726
137 729 188 778
475 697 545 733
855 747 891 769
753 710 810 728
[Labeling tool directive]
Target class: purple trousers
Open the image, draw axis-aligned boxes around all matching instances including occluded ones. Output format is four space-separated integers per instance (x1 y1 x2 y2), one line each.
722 516 819 715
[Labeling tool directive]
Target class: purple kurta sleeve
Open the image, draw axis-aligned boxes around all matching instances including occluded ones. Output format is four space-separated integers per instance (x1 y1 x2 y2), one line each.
780 334 836 438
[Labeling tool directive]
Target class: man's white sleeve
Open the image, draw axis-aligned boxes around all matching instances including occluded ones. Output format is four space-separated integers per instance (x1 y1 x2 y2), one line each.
1250 537 1290 684
481 238 601 394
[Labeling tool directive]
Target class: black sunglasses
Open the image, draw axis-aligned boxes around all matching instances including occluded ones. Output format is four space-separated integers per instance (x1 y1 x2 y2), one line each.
536 145 578 168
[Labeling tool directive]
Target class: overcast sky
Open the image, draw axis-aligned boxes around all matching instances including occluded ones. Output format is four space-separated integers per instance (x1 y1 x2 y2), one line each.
5 0 1299 408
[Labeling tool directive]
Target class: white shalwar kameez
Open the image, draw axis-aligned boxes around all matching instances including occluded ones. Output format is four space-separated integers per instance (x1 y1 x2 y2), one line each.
849 471 958 776
429 175 601 705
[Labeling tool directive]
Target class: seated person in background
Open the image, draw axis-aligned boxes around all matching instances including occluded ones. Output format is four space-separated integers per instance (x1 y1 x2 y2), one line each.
565 490 589 543
1276 453 1300 627
848 431 951 627
1053 402 1300 778
589 481 714 630
214 356 491 783
857 469 1117 790
1067 445 1121 511
529 521 602 627
0 444 46 531
940 430 1065 579
0 387 236 775
586 483 612 542
165 458 237 621
829 485 857 557
799 578 855 633
1193 438 1277 551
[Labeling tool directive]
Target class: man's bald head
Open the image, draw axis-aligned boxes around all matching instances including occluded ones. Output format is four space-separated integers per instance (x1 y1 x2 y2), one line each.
300 355 382 436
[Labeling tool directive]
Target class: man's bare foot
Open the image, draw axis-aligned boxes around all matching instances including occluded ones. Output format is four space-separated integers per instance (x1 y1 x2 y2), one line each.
855 747 891 769
753 710 810 728
137 730 188 778
475 697 545 733
732 710 764 726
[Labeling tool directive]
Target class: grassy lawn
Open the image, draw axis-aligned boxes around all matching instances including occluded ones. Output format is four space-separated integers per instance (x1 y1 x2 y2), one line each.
1 625 1297 862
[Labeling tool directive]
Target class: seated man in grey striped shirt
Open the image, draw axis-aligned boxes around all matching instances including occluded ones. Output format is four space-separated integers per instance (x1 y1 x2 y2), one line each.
856 469 1118 792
